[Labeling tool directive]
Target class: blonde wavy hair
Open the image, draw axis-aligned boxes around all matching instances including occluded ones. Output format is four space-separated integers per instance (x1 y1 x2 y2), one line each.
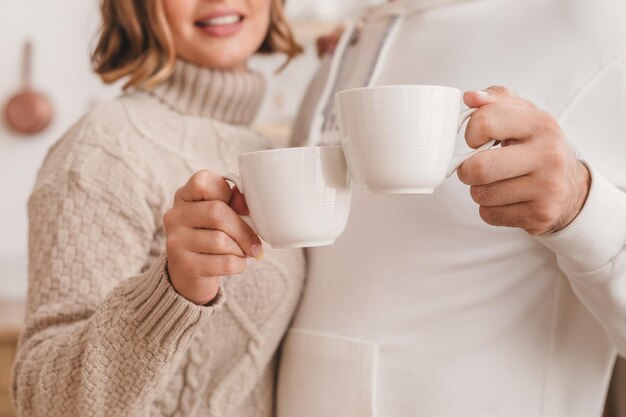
92 0 303 89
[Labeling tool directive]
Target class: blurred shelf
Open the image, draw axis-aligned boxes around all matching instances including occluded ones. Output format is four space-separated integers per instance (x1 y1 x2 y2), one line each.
0 299 24 343
254 122 293 146
291 20 344 43
0 299 22 417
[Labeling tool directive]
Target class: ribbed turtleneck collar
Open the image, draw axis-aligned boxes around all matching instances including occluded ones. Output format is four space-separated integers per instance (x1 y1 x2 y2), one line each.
147 60 266 126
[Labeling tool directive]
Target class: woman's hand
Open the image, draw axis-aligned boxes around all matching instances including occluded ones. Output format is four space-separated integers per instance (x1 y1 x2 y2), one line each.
164 170 263 305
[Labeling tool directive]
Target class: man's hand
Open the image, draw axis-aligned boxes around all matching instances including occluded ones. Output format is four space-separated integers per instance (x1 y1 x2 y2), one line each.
458 86 591 236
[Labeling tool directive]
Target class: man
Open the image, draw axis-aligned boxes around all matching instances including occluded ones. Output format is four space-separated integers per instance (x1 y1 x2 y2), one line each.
277 0 626 416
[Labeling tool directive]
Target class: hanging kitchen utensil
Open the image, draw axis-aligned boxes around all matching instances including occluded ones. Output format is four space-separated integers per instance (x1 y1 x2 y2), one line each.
4 40 53 135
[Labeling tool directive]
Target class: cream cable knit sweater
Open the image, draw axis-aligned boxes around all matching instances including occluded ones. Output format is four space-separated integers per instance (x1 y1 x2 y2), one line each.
11 60 305 417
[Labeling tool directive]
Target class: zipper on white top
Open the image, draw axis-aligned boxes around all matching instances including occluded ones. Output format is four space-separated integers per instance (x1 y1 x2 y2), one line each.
306 0 481 147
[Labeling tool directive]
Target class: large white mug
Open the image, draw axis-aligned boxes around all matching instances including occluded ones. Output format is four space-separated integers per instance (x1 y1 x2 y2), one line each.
335 85 496 194
224 146 351 249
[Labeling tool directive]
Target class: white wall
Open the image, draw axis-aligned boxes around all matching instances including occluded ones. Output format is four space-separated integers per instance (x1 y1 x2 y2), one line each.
0 1 119 298
0 0 375 299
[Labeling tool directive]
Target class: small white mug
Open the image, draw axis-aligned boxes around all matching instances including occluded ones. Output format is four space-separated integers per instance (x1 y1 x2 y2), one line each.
336 85 496 194
224 146 351 249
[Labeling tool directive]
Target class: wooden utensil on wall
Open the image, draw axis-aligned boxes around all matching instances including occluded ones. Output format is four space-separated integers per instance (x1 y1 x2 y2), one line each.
4 40 53 135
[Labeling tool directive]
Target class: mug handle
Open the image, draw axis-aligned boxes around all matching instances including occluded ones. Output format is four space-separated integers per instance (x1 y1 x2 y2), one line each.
222 173 255 230
223 172 244 194
446 108 497 177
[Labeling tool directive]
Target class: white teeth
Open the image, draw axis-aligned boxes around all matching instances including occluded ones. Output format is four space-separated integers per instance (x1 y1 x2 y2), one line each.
201 14 241 26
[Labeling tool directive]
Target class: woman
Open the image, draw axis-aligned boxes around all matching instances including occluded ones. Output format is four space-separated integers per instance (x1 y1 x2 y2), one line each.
11 1 305 416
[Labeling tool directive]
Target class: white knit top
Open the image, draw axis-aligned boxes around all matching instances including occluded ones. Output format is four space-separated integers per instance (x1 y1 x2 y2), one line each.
280 0 626 416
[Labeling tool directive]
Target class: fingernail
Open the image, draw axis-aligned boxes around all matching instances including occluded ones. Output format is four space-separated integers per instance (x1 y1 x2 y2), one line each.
475 90 490 98
250 244 264 260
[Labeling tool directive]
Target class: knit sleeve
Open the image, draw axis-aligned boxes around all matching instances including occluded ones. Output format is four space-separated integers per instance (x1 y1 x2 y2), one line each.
11 118 223 417
535 54 626 356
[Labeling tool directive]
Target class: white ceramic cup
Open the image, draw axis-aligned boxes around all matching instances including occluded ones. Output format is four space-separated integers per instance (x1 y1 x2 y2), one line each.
335 85 497 194
224 146 351 249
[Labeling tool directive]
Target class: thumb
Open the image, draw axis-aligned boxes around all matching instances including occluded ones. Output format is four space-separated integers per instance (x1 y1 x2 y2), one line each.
464 85 535 109
463 89 496 108
229 186 250 216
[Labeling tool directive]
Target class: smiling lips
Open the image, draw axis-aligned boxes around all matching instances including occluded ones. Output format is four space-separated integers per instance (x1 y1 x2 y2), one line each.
194 13 245 37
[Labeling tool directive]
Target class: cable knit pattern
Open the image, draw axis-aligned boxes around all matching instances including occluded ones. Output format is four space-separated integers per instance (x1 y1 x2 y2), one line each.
11 60 306 417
